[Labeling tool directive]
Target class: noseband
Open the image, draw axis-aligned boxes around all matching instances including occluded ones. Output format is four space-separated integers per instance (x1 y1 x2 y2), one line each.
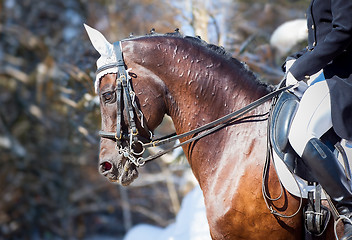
97 41 152 167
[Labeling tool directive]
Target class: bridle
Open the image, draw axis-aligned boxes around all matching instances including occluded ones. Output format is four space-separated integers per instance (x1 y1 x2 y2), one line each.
96 40 294 168
97 41 153 167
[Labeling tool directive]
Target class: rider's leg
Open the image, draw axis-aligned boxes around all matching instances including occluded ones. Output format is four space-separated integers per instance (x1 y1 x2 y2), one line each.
288 80 332 157
288 80 352 239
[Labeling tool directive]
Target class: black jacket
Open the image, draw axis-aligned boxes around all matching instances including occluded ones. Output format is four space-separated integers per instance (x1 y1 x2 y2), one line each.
289 0 352 140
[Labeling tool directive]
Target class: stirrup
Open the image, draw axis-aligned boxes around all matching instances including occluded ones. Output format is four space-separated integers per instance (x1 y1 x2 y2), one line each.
304 184 331 236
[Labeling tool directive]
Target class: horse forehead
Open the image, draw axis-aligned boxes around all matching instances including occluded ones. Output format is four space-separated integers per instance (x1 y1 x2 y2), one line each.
99 74 116 90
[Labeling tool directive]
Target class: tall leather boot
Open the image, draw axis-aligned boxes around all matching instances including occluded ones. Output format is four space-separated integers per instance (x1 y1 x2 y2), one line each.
302 138 352 240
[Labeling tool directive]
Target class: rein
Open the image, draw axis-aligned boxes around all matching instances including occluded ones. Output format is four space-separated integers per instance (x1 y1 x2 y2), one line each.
97 40 294 167
139 85 292 164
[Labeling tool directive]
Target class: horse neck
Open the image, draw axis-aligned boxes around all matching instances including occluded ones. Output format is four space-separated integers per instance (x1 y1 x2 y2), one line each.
130 37 270 132
124 36 270 178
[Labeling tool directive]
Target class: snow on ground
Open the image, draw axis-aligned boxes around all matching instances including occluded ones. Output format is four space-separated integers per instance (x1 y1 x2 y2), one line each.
123 185 211 240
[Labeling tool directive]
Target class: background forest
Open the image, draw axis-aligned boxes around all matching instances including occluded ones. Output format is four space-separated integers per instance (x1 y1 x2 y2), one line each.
0 0 309 239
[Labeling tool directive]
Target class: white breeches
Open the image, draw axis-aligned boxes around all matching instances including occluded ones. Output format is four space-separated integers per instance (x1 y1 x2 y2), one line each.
288 80 332 157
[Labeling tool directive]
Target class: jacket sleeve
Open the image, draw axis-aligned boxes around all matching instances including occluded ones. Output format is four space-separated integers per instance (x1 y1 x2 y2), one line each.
281 48 307 72
289 0 352 81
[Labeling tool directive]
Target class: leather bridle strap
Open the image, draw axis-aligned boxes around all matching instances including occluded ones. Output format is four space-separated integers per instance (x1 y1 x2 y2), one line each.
114 41 129 142
116 75 122 142
121 70 138 141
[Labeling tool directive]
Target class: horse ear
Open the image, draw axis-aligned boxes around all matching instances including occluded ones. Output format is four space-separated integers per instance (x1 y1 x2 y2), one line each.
84 24 113 57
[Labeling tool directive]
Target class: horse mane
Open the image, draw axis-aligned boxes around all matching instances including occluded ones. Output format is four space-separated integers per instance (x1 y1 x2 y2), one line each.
126 30 271 92
165 31 270 91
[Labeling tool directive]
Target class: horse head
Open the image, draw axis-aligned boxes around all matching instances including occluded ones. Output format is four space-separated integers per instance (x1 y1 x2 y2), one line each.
84 23 268 185
85 24 167 185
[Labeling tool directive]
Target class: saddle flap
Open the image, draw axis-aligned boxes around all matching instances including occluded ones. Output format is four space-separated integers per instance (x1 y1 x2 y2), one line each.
269 91 317 182
270 91 299 153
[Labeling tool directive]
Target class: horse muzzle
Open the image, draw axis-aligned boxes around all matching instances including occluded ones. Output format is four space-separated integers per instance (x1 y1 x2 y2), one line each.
99 157 138 186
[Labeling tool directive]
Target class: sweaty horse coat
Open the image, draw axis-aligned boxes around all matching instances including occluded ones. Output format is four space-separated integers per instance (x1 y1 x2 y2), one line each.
288 0 352 140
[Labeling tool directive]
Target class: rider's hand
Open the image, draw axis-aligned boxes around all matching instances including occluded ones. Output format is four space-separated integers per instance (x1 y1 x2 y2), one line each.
284 59 298 88
286 71 299 87
285 59 296 72
286 71 308 99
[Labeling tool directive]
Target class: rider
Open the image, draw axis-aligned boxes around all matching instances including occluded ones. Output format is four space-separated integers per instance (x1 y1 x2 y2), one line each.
285 0 352 238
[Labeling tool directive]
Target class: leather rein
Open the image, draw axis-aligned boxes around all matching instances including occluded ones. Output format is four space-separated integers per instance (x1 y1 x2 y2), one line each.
97 41 293 168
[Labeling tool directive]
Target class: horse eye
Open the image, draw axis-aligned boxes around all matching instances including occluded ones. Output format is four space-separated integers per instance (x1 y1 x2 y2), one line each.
102 92 115 103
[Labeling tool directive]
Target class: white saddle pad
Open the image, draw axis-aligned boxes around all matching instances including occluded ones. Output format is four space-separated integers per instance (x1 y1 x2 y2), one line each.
273 140 352 199
272 151 327 199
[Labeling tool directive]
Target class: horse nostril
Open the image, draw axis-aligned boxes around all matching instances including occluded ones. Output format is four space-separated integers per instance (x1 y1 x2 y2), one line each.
99 161 113 174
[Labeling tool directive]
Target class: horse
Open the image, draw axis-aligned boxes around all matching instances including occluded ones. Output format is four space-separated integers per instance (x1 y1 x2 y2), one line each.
84 25 337 239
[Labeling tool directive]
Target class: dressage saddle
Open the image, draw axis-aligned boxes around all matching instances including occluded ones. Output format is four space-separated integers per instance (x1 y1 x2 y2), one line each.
269 89 340 236
269 90 341 182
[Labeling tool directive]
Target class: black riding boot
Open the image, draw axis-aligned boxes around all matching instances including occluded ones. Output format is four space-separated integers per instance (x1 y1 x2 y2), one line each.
302 138 352 239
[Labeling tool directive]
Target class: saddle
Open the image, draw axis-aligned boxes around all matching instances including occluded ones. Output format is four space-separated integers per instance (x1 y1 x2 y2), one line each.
269 89 342 180
269 89 336 236
269 90 317 182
